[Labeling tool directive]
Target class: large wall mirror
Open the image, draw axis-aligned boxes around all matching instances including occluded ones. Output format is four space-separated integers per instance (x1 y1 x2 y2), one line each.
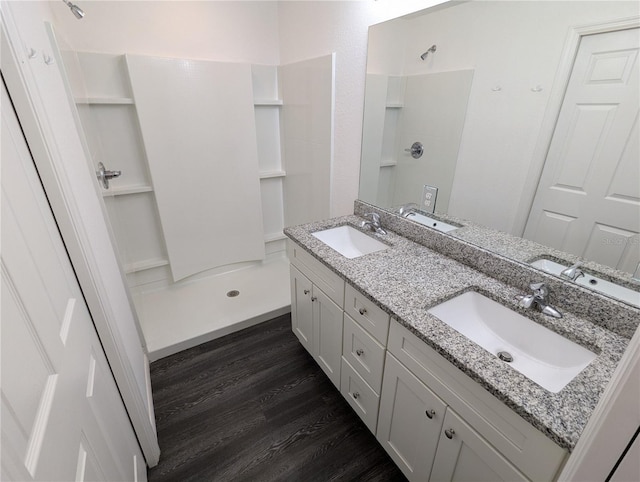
359 0 640 306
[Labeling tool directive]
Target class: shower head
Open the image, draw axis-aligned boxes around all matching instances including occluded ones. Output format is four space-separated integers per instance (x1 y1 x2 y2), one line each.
420 45 437 60
62 0 85 19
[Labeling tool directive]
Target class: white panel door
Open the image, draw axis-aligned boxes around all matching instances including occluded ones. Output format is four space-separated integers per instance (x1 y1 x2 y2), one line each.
1 83 145 481
525 28 640 273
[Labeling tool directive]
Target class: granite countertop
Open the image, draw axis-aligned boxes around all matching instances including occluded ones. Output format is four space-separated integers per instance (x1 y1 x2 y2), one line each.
284 215 631 452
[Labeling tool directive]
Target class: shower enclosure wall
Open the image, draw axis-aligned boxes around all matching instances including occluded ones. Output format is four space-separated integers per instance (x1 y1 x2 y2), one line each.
60 49 334 360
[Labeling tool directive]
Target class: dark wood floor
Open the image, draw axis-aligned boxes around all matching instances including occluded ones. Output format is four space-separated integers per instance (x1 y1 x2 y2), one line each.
148 314 407 482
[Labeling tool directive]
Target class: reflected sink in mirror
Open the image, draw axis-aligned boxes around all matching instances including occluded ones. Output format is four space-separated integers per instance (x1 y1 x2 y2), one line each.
530 258 640 309
312 225 388 259
427 291 597 393
405 212 459 233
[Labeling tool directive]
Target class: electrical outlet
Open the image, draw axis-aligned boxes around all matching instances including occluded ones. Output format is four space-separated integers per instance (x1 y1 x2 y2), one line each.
422 185 438 213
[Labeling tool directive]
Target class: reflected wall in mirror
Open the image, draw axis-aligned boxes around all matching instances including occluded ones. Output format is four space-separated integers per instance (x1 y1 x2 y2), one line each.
359 1 640 294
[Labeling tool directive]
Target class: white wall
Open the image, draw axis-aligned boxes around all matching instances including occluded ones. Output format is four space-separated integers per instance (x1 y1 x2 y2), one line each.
52 0 443 219
48 1 281 64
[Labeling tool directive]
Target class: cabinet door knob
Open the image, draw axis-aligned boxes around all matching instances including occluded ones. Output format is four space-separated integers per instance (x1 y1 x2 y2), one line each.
356 349 364 357
445 428 455 439
303 289 310 295
358 307 367 315
311 296 317 302
425 409 435 419
353 392 360 400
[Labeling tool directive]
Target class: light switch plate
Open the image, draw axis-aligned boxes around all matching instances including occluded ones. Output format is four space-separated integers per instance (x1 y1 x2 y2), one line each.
422 185 438 213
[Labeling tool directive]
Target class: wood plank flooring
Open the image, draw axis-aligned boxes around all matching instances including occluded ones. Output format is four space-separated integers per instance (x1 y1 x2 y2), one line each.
148 314 407 481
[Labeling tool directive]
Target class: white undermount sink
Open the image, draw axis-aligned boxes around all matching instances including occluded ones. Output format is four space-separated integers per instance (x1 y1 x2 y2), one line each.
427 291 597 393
312 225 388 259
530 258 640 308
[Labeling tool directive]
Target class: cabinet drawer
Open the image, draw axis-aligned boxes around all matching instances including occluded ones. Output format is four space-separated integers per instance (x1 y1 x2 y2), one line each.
344 283 390 345
343 314 385 394
340 357 380 434
388 321 567 482
287 240 344 308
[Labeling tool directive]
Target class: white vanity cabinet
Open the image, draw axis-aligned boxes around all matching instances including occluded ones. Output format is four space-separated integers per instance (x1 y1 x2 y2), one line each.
287 238 567 481
380 320 568 482
288 241 345 389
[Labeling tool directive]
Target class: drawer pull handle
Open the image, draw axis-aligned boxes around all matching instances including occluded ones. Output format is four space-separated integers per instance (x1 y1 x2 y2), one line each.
359 308 367 315
356 349 364 357
445 428 455 439
425 409 435 419
353 392 360 400
303 289 310 295
311 296 317 302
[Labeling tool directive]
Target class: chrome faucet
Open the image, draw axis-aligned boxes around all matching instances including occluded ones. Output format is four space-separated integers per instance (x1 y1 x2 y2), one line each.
515 282 562 318
396 203 419 218
560 261 585 281
361 212 387 235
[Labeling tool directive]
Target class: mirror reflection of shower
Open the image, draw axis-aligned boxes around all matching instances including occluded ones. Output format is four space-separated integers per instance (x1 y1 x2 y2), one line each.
62 0 84 19
420 45 436 60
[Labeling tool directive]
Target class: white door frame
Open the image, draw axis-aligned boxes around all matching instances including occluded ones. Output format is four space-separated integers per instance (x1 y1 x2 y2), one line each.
512 15 640 237
1 4 160 466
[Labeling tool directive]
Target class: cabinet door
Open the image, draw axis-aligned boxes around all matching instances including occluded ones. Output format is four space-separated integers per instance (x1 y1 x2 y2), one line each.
377 353 446 482
313 287 343 388
430 409 528 482
290 265 313 355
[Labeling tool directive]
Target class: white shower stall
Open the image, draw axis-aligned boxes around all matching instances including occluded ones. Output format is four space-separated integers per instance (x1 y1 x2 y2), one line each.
58 47 335 360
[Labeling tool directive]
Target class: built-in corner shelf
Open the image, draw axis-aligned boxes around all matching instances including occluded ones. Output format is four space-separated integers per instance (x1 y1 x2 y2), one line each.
75 97 135 105
259 170 286 179
124 257 169 274
254 99 283 106
380 160 397 168
385 103 404 109
102 185 154 197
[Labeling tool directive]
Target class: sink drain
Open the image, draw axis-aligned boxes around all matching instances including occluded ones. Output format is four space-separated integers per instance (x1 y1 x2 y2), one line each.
226 290 240 298
497 351 513 363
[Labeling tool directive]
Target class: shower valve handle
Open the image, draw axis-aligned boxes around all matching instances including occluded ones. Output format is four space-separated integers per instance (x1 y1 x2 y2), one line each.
96 162 122 190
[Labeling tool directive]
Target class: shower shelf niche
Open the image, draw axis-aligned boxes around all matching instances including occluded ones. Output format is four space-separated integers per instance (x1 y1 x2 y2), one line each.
75 96 134 105
101 185 153 197
254 99 283 106
259 170 286 179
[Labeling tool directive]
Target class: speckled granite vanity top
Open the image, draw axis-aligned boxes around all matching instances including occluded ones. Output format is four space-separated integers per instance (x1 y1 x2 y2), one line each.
285 215 634 452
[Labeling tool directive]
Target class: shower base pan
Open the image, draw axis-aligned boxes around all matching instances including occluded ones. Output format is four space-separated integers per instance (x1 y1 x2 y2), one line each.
135 255 291 361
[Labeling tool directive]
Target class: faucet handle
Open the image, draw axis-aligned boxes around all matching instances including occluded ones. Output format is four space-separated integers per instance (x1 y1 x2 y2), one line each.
364 212 380 223
529 282 549 298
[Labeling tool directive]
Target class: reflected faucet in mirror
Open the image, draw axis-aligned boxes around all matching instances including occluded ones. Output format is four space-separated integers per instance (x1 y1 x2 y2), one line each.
561 262 585 282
